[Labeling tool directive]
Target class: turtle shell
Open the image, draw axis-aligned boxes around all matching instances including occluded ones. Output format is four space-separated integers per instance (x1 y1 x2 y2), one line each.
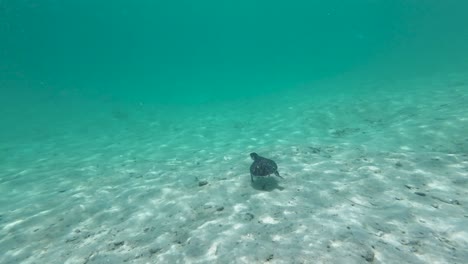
250 153 278 176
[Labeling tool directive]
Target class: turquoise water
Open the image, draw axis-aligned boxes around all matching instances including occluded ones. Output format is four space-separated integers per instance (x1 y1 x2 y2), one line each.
2 1 467 104
1 1 468 263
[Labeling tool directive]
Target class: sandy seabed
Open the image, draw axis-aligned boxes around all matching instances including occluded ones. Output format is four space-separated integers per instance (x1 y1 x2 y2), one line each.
1 73 468 264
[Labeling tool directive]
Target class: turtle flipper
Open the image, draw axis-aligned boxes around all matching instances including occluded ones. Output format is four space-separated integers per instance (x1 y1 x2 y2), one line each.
274 171 284 179
251 173 254 182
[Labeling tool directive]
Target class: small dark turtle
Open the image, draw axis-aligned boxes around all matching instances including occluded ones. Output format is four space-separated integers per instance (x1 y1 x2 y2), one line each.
249 153 284 182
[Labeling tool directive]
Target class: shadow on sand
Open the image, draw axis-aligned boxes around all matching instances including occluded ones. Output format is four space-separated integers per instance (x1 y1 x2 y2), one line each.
251 177 285 191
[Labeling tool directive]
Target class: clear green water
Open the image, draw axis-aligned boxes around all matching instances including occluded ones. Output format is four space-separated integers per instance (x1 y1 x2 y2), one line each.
1 1 467 105
1 2 468 263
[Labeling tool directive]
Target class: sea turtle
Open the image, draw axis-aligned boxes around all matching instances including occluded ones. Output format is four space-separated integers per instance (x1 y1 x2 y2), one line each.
249 152 283 182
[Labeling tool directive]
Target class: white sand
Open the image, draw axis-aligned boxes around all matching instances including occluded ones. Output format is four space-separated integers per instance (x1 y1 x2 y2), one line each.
1 73 467 263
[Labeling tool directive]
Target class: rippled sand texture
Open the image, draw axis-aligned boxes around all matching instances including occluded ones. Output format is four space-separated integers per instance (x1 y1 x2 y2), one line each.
1 74 468 263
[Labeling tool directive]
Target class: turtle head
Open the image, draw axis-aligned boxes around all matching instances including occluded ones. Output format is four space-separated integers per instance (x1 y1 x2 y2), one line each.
250 152 259 160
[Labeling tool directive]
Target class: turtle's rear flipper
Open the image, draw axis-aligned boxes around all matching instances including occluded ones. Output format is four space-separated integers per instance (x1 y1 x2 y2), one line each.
274 171 284 179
